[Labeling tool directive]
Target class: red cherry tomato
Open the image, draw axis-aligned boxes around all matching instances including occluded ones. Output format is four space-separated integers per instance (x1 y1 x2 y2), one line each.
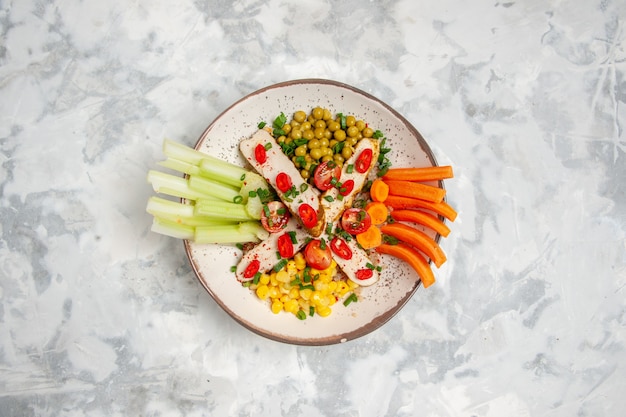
330 237 352 260
355 268 374 280
277 233 294 258
243 259 260 279
275 172 292 193
304 239 332 270
313 161 342 191
254 143 267 164
260 201 290 233
341 208 372 235
355 148 373 173
338 179 355 196
298 203 318 228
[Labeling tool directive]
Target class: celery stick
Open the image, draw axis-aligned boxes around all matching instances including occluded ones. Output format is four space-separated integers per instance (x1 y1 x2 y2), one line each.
194 221 267 244
158 158 203 177
147 170 218 201
163 139 247 183
146 197 234 227
245 195 263 220
194 199 254 221
198 158 249 189
238 221 270 241
151 217 195 240
188 175 241 203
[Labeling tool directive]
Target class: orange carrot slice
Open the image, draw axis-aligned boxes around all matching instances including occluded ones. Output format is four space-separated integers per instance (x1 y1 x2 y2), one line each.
384 195 458 222
356 225 382 249
384 180 446 203
376 243 435 288
380 223 447 267
366 202 388 225
369 179 389 202
390 209 450 237
382 165 454 182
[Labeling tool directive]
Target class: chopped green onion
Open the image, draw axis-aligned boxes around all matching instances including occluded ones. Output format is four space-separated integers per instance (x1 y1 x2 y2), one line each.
288 231 298 244
383 234 399 245
319 238 326 250
294 138 308 146
346 164 354 174
248 190 257 198
263 204 270 218
258 121 267 129
276 251 282 260
273 112 287 128
253 272 261 285
300 183 308 192
277 207 286 215
309 306 315 316
343 293 358 306
273 128 286 137
366 262 376 270
373 130 384 139
230 265 237 273
273 258 288 272
236 243 244 250
323 195 334 202
233 195 243 204
296 310 307 320
264 142 272 150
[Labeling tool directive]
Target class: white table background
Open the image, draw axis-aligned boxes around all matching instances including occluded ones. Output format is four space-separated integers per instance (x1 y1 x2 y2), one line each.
1 1 625 416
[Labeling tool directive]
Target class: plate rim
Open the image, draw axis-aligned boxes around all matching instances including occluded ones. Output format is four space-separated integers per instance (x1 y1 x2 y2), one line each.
184 78 444 346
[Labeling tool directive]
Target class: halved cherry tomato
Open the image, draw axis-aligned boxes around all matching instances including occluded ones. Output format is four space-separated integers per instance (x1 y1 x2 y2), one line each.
355 268 374 280
243 259 260 279
304 239 332 270
298 203 318 228
277 233 294 258
313 161 341 191
355 148 373 173
260 201 290 233
254 143 267 164
338 179 355 196
275 172 292 193
330 237 352 260
341 208 372 235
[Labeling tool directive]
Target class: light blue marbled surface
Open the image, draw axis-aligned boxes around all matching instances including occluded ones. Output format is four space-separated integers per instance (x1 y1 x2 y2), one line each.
1 0 625 416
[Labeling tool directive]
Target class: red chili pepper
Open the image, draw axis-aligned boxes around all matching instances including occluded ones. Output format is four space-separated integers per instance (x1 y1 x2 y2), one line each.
298 203 317 228
254 144 267 164
338 179 354 196
355 148 373 173
355 268 374 280
275 172 292 193
277 233 294 258
243 259 260 279
330 237 352 260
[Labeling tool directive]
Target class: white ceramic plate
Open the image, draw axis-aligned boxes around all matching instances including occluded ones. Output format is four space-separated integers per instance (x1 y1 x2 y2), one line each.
184 79 443 345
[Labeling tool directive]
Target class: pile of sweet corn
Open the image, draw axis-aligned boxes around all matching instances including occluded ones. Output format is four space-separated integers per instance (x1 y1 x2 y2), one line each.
247 252 359 319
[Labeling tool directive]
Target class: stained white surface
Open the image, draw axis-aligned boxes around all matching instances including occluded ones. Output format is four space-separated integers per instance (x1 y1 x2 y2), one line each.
1 0 625 416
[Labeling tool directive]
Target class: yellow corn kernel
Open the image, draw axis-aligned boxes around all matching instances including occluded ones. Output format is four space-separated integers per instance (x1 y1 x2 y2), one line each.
294 253 306 270
327 281 338 293
327 295 337 306
280 294 290 303
270 273 279 286
271 299 283 314
317 305 332 317
314 280 328 293
348 279 359 289
289 287 300 299
276 270 290 283
284 299 299 314
299 288 313 300
310 291 323 305
298 299 310 310
255 284 270 300
336 281 349 294
259 273 270 285
319 273 332 284
268 286 280 299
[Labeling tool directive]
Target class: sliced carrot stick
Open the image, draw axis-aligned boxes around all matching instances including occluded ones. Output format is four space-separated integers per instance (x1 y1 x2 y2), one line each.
366 202 388 225
382 165 454 182
384 180 446 203
376 243 435 288
384 195 458 222
356 225 382 249
390 209 451 237
380 223 447 267
369 179 389 202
